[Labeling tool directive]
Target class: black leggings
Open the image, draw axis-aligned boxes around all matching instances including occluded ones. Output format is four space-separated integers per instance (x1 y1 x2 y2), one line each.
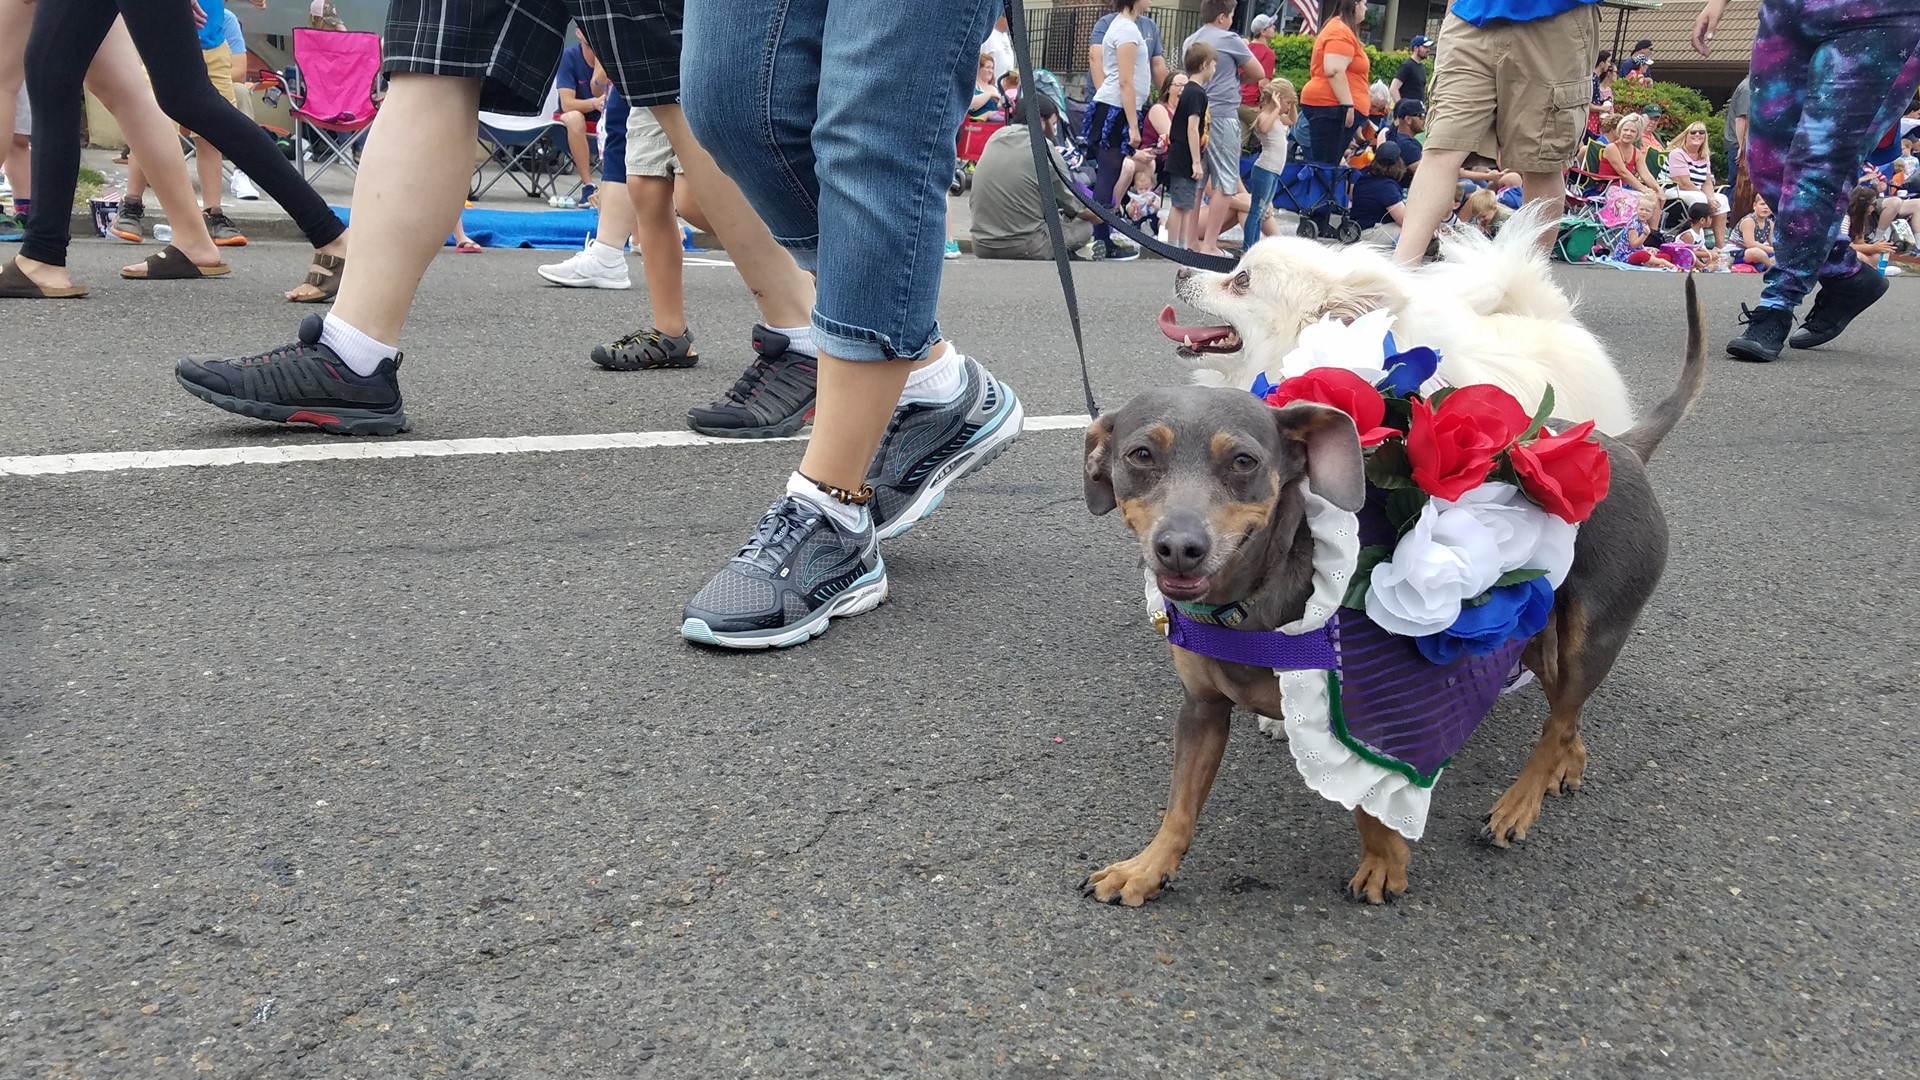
22 0 346 267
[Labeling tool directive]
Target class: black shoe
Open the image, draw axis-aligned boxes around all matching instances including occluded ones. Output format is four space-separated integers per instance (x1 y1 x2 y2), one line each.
685 325 817 439
1726 304 1794 363
1787 266 1889 350
175 314 409 435
591 326 698 370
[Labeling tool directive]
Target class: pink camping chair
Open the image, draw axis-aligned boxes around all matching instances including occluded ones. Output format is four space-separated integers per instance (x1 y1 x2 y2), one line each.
288 28 383 183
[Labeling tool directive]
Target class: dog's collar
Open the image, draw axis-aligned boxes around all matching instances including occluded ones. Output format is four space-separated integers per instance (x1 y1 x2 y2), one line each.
1167 599 1251 626
1152 603 1339 671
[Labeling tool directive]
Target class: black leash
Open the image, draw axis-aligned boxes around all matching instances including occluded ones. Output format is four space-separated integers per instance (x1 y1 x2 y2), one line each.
1002 5 1242 419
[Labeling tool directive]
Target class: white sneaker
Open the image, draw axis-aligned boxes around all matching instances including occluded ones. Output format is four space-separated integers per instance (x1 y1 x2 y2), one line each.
1884 264 1904 277
231 171 261 200
536 243 631 289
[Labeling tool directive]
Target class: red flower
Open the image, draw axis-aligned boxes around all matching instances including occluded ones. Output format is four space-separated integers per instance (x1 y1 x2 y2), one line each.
1510 420 1612 522
1264 369 1398 446
1405 385 1531 500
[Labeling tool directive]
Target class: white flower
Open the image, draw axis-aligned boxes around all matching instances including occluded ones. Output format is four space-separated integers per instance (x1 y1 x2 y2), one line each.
1364 502 1503 637
1434 481 1577 588
1274 309 1398 386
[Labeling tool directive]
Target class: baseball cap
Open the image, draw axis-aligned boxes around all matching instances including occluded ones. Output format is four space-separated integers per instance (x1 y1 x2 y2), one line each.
1251 13 1274 34
1642 103 1665 117
1395 98 1425 119
1410 35 1433 48
1375 140 1403 166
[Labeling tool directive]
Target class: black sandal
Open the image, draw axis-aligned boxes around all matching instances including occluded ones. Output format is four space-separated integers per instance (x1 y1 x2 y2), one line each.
120 245 231 280
287 251 345 303
589 327 699 370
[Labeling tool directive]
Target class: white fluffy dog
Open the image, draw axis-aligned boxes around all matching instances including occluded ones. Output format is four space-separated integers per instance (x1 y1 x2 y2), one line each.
1160 203 1636 433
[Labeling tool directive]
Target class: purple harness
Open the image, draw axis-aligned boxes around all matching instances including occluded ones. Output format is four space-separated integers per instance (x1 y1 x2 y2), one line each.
1157 502 1523 786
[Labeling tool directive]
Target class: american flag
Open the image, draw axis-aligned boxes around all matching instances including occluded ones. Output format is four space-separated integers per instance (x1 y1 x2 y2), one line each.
1290 0 1320 34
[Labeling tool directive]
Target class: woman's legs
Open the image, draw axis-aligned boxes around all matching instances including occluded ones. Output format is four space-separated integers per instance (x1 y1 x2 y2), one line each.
115 0 345 255
18 0 118 272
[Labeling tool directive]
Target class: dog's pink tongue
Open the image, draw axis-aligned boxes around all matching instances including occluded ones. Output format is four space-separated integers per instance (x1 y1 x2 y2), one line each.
1158 305 1235 347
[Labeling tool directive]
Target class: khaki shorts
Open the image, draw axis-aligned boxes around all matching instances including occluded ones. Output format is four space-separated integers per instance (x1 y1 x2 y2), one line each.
624 106 681 178
1423 4 1598 175
203 44 238 108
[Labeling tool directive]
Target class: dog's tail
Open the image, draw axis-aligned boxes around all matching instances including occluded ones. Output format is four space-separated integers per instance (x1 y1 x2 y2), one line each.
1428 201 1574 323
1618 276 1708 464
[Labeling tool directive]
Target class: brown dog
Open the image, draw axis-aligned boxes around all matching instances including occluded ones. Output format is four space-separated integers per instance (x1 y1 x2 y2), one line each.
1081 282 1708 905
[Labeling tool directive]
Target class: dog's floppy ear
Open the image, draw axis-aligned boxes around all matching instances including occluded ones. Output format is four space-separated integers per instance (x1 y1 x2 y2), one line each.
1312 258 1406 324
1274 403 1365 512
1083 414 1118 515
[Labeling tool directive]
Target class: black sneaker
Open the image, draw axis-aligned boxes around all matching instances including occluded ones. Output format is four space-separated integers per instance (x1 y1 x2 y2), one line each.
1103 236 1142 261
1726 304 1794 363
1787 266 1889 350
681 495 887 649
591 326 698 370
685 325 817 439
203 208 248 247
175 314 409 435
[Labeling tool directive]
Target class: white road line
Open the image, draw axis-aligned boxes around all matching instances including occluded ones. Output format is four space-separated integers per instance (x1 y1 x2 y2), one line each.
0 414 1093 478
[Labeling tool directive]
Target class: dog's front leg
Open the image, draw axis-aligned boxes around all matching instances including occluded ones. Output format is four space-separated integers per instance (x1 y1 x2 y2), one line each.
1347 807 1410 904
1082 691 1232 906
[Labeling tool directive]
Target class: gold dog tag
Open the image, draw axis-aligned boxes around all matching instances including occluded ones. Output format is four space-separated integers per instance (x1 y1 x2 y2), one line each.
1150 610 1171 637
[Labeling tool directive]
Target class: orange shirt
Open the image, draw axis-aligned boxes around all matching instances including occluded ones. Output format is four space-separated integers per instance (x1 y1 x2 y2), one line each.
1300 18 1370 113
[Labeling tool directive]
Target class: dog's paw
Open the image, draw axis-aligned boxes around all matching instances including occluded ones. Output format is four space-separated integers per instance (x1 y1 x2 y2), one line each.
1080 857 1175 907
1483 747 1587 847
1345 856 1407 905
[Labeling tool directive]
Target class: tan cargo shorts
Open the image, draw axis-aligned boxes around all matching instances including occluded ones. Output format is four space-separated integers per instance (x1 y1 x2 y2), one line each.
1423 4 1599 175
624 106 681 178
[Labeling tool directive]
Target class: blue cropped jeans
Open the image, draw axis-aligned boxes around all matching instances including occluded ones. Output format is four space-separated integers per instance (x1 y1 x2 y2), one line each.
682 0 998 361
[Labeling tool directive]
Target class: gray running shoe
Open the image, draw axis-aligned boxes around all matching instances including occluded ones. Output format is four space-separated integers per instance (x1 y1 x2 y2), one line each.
866 356 1024 541
109 200 146 243
681 495 887 649
203 208 249 247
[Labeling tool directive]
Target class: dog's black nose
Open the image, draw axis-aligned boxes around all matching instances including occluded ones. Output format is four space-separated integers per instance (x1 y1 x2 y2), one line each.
1153 529 1211 575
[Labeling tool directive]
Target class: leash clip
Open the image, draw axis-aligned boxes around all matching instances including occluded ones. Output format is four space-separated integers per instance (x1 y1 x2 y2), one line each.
1150 610 1171 638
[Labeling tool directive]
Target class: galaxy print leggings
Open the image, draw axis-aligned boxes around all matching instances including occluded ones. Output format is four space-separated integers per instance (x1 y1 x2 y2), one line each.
1746 0 1920 309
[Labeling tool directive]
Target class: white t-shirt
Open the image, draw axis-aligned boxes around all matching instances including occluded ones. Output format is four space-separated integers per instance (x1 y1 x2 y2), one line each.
1254 116 1290 173
982 28 1017 84
1093 16 1150 110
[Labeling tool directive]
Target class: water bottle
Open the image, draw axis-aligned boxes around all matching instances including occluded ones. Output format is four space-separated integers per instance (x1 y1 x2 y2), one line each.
1878 251 1890 274
152 223 172 242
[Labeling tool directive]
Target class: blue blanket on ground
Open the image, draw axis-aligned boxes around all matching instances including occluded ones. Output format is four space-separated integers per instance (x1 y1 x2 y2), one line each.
331 204 601 250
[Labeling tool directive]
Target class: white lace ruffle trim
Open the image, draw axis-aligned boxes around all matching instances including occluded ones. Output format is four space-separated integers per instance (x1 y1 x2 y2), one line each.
1144 487 1435 841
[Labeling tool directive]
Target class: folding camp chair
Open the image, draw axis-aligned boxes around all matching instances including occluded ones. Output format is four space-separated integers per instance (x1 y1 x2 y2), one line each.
287 28 382 183
471 85 571 200
1564 137 1626 254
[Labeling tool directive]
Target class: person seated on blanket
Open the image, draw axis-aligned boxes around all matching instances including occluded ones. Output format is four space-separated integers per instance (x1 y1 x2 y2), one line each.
968 95 1100 260
1726 192 1775 271
1612 190 1676 269
1673 202 1725 271
1456 186 1510 237
1845 183 1903 275
1125 166 1163 237
968 52 1006 122
1350 139 1408 242
1861 159 1920 250
1457 153 1519 194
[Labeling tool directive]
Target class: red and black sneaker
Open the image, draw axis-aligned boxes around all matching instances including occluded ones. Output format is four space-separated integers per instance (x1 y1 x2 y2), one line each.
174 314 409 435
684 325 817 439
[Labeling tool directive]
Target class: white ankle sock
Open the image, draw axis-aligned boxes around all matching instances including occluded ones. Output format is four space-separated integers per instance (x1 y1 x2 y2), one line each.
319 314 398 377
785 471 867 532
900 343 965 404
770 323 818 358
590 240 625 266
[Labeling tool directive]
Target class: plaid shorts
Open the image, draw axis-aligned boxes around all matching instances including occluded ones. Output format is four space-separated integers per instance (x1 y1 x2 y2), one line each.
383 0 684 114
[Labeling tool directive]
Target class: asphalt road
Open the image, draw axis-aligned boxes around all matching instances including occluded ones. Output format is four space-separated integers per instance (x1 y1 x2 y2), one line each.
2 240 1916 1078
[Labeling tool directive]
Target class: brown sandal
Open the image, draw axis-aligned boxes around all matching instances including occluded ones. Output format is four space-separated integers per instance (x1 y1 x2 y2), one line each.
0 258 88 298
287 251 345 303
120 244 231 280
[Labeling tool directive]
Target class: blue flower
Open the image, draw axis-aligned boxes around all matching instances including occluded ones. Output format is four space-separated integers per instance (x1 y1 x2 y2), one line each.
1414 577 1554 665
1377 346 1441 398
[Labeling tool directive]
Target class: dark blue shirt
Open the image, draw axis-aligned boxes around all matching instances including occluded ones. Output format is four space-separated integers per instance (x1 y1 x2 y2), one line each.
1386 131 1423 168
555 43 596 101
1351 174 1404 229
